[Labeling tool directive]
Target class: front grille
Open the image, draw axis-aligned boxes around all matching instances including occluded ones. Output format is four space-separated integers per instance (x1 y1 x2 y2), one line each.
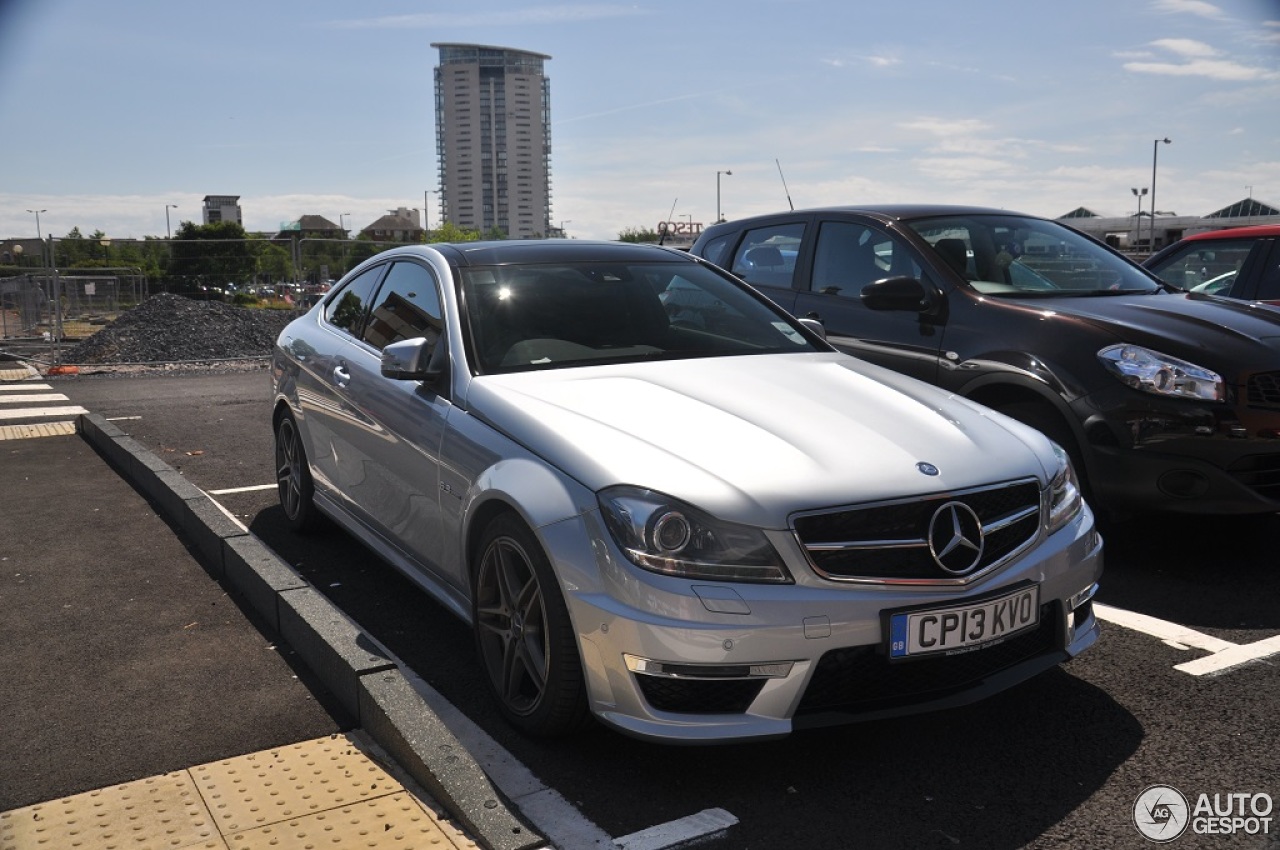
635 674 765 714
1247 372 1280 410
1226 453 1280 500
796 603 1059 717
792 480 1042 582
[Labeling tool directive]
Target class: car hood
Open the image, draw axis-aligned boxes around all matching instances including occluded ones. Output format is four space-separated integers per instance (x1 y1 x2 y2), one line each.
1028 291 1280 376
464 352 1054 527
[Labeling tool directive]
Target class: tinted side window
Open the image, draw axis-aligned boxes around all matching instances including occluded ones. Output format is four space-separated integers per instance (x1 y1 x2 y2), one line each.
1150 238 1257 293
362 261 443 349
324 265 384 336
810 221 920 297
1255 241 1280 301
730 223 805 289
697 234 734 268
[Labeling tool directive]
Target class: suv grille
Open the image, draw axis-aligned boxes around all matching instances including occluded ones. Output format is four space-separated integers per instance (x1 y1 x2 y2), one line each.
1247 372 1280 410
1226 453 1280 500
792 480 1042 583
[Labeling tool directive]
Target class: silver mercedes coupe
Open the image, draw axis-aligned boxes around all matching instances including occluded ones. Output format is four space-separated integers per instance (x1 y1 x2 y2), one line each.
271 239 1101 743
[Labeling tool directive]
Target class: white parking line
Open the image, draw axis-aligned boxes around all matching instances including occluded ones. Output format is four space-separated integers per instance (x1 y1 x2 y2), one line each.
1095 603 1280 676
614 809 738 850
208 483 276 495
1175 635 1280 676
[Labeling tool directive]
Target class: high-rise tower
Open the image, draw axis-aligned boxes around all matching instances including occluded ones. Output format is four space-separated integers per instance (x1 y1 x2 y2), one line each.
431 43 552 239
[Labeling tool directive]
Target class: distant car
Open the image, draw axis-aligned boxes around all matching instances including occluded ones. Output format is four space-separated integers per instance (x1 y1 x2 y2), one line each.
272 239 1100 743
691 205 1280 519
1143 224 1280 305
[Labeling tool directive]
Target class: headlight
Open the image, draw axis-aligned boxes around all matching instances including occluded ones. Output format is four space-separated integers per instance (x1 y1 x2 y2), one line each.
598 486 791 583
1046 442 1083 534
1098 344 1223 402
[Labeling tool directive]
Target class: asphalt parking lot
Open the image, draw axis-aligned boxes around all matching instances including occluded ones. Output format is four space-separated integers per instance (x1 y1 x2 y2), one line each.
13 367 1280 849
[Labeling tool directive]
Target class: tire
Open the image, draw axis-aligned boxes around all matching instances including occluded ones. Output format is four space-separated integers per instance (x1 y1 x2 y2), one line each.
274 411 324 532
997 400 1097 511
471 513 590 737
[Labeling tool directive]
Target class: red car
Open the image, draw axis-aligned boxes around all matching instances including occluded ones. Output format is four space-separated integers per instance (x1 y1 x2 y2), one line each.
1144 224 1280 305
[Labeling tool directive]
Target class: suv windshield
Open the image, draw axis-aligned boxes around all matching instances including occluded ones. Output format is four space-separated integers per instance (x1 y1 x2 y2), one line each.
461 260 820 373
909 214 1160 296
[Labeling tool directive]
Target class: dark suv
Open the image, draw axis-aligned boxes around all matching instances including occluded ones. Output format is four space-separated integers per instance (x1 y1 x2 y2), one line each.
690 205 1280 518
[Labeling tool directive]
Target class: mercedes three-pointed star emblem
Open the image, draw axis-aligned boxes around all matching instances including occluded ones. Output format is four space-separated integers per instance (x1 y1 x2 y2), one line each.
927 501 985 575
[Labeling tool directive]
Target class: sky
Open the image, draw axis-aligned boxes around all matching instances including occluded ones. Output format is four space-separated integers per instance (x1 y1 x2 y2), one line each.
0 0 1277 244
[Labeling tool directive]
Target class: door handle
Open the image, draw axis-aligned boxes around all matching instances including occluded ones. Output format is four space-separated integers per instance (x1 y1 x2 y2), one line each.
333 361 351 388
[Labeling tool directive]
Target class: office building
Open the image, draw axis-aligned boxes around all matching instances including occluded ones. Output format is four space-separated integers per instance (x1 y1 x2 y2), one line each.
202 195 243 227
431 43 552 239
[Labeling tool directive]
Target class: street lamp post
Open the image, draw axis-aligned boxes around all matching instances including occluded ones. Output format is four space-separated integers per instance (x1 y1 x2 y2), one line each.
716 170 732 223
559 220 572 239
1149 137 1171 254
339 212 351 236
165 204 178 239
1131 187 1147 250
26 208 46 267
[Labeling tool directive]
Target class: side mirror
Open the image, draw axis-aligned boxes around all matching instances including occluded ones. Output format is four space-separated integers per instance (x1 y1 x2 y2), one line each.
860 276 936 312
381 335 445 382
798 317 826 339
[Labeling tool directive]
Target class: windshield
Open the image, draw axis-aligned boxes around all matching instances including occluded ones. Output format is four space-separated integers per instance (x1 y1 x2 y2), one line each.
461 260 821 374
909 214 1161 296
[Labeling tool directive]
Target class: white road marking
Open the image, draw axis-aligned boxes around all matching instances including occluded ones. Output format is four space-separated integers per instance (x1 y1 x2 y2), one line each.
614 809 739 850
0 383 53 391
1093 603 1234 653
106 415 143 421
1095 603 1280 676
1175 635 1280 676
0 405 87 421
208 483 277 495
0 393 71 403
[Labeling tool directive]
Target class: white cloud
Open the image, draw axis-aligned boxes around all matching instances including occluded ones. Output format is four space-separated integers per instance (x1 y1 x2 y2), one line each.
1124 57 1278 81
1151 37 1220 57
322 4 646 30
1152 0 1227 20
1124 38 1279 81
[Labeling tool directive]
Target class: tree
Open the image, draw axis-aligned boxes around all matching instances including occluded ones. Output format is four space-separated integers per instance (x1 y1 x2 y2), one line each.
618 227 661 243
167 220 256 294
428 221 483 244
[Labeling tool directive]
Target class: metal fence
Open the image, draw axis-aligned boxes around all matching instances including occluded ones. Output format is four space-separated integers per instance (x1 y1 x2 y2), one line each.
0 269 147 341
0 235 412 342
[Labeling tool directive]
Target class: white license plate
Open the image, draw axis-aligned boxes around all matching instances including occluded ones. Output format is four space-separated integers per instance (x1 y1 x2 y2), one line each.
889 585 1040 659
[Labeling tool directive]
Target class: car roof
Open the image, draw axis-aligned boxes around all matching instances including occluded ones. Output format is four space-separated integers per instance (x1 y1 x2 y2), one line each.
431 239 693 267
696 205 1045 239
1176 224 1280 242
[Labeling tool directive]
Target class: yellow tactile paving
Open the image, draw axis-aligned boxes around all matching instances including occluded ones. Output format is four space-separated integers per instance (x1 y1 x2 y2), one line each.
226 793 467 850
0 420 77 440
190 736 406 834
0 770 222 850
0 734 478 850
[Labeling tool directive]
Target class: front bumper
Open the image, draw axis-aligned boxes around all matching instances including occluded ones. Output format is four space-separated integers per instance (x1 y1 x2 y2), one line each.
545 504 1103 744
1076 387 1280 515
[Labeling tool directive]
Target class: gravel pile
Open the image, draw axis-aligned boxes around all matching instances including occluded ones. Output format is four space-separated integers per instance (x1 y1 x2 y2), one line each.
61 293 304 367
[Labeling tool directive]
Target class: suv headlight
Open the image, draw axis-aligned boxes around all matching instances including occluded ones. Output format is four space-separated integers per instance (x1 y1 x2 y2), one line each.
598 486 791 583
1098 344 1223 402
1046 442 1083 534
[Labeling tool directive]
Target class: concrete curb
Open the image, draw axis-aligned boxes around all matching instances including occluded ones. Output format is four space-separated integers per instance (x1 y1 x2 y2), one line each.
78 411 547 850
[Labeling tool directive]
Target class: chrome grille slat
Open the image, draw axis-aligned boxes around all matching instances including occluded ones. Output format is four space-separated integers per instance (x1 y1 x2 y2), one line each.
792 479 1043 585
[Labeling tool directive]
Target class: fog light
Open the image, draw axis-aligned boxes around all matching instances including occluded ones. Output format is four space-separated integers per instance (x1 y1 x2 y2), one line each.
1157 469 1210 498
625 654 793 680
